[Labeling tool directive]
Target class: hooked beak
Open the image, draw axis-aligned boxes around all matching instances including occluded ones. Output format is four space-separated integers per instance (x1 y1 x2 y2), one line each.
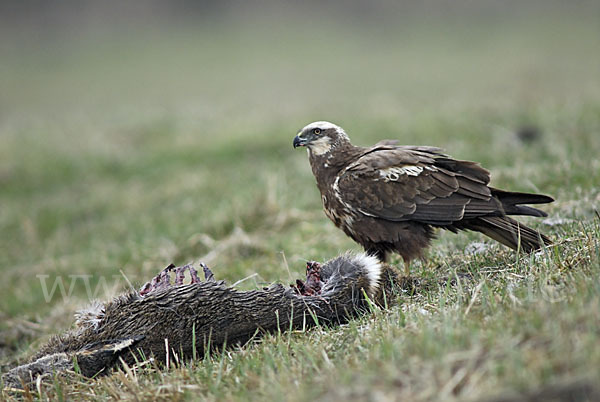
293 135 307 148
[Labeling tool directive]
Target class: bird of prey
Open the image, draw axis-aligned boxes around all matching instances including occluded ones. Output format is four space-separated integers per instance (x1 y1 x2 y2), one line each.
293 121 553 273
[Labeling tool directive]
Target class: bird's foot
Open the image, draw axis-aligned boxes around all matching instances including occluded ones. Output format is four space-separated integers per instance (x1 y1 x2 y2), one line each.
139 262 215 296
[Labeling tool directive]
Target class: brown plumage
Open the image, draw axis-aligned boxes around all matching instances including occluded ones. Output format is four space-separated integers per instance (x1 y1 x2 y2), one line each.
293 121 554 270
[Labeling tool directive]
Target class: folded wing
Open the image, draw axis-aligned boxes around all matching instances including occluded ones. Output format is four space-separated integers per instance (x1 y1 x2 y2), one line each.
335 146 545 226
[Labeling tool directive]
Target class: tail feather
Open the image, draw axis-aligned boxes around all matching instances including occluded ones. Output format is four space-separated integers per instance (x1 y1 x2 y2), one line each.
491 189 554 218
464 216 552 252
492 188 554 205
511 205 548 218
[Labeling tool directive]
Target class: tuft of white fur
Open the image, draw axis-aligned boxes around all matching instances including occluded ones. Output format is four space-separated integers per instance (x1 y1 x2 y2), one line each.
352 252 382 297
75 300 105 330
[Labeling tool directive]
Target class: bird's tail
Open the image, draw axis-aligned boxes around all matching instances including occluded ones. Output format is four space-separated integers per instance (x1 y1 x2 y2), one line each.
465 216 552 252
492 189 554 217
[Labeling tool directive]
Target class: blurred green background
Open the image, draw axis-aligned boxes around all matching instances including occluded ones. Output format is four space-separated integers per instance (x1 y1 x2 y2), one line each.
2 0 599 309
1 0 599 386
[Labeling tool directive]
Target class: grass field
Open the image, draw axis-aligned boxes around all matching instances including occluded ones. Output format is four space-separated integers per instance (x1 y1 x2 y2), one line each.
1 2 599 400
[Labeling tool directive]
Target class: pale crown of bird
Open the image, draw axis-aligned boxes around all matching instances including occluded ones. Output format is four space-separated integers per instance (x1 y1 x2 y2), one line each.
295 121 349 156
301 121 345 133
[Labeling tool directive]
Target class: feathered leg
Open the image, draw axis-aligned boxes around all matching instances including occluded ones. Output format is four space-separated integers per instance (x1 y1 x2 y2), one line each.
402 258 411 277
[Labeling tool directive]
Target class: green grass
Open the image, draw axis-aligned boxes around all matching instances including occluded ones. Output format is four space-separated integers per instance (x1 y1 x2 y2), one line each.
1 3 600 400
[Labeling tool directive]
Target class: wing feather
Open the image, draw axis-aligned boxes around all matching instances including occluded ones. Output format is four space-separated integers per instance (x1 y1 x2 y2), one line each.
336 147 500 225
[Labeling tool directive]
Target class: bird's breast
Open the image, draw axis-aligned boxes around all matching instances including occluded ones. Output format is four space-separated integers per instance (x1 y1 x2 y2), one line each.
321 185 357 236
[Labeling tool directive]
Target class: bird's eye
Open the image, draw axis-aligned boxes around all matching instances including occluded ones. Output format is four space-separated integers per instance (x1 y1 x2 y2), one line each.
313 128 321 135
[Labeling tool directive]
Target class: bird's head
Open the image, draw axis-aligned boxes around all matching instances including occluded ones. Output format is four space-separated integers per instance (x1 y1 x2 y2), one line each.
293 121 349 156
